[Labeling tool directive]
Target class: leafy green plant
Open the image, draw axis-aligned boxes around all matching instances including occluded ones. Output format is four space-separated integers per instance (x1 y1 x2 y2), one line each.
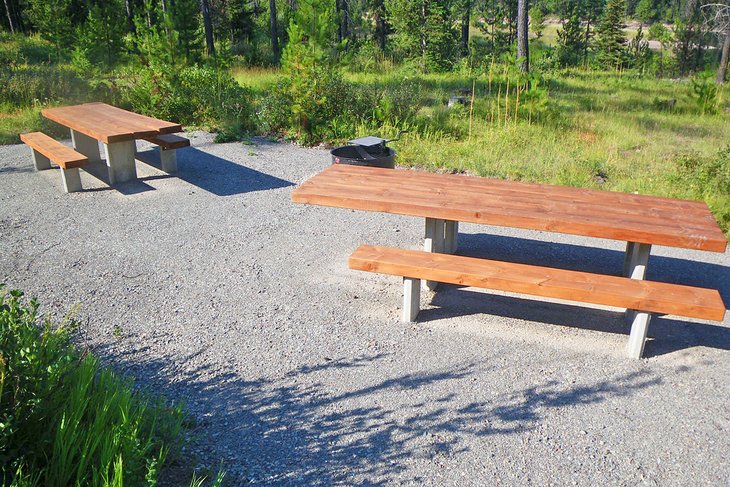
0 287 186 486
690 70 720 115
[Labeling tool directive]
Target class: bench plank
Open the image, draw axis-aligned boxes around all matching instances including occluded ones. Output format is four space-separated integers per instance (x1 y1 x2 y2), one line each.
348 245 726 321
20 132 88 169
143 134 190 149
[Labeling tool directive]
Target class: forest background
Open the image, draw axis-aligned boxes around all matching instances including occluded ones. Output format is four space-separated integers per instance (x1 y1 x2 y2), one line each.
1 0 729 232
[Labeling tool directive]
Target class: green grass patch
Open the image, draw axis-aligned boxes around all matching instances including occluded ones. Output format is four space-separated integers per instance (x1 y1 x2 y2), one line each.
0 287 188 486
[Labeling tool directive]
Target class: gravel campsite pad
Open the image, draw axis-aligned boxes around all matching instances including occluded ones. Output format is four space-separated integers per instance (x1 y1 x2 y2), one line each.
1 132 729 485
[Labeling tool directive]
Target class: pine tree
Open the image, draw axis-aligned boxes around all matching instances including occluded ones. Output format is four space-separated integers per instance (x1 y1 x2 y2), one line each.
594 0 627 69
27 0 73 59
80 0 127 68
172 0 203 63
556 0 584 67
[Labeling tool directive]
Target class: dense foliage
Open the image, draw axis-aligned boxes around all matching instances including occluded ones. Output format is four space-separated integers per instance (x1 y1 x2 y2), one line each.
0 287 185 486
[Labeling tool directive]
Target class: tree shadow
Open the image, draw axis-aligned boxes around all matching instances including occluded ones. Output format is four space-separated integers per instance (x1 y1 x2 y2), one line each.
136 147 295 196
90 344 663 485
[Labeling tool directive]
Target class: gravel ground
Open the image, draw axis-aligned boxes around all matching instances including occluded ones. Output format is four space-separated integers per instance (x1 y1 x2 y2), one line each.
1 132 729 486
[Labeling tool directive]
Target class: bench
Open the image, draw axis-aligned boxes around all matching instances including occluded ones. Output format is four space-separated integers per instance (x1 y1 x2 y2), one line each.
142 134 189 173
20 132 88 193
348 245 726 359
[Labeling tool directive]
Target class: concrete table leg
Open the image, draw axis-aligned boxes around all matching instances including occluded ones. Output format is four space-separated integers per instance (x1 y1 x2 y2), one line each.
444 220 459 254
61 167 82 193
104 140 137 184
160 148 177 173
424 217 445 291
403 277 421 322
31 148 51 170
623 241 652 352
627 311 652 359
70 129 101 162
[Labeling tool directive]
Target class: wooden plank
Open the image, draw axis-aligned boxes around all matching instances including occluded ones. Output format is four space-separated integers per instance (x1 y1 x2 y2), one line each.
143 133 190 149
295 177 720 232
292 166 728 252
42 105 135 143
349 245 727 321
42 103 182 143
20 132 87 168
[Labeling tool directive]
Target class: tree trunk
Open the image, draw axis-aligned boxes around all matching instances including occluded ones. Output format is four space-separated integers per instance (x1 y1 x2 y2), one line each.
516 0 529 72
269 0 280 64
583 19 590 68
718 30 730 84
125 0 135 34
375 0 386 52
340 0 349 44
200 0 216 56
461 0 470 57
420 1 427 71
3 0 14 33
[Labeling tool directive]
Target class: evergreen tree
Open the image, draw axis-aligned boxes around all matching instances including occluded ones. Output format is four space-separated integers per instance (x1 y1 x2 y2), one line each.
386 0 458 72
556 0 584 66
80 0 127 68
172 0 203 63
27 0 73 58
594 0 626 69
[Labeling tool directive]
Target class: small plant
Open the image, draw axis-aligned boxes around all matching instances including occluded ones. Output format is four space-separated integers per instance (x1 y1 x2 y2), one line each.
690 71 720 115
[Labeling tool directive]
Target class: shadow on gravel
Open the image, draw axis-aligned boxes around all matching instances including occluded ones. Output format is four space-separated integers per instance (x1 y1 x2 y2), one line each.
79 160 161 195
421 233 730 357
136 148 295 196
93 346 662 485
0 165 34 174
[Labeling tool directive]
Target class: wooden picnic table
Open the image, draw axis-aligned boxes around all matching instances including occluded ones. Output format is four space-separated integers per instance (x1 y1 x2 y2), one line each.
291 164 727 358
42 102 182 184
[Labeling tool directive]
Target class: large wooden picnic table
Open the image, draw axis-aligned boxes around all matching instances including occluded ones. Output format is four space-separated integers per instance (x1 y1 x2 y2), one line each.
42 102 182 184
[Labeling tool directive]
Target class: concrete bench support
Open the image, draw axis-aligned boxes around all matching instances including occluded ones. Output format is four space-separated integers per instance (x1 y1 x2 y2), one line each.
444 220 459 254
424 217 445 291
61 167 82 193
627 311 652 359
403 277 421 322
160 147 177 173
31 148 52 171
71 129 101 163
104 140 137 184
623 242 652 324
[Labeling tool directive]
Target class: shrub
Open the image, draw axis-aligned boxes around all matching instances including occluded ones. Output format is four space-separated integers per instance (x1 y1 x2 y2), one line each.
119 64 257 134
0 287 185 486
0 65 90 107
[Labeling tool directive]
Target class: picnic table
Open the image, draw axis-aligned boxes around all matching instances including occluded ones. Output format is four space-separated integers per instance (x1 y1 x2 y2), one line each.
42 102 183 184
291 164 727 358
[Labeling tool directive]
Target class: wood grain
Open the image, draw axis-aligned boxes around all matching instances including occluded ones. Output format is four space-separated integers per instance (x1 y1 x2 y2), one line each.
143 133 190 149
292 165 727 252
42 103 182 144
349 245 727 321
20 132 88 169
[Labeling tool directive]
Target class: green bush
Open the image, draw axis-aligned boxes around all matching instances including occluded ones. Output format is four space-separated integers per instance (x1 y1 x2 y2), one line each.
120 63 257 134
0 287 185 486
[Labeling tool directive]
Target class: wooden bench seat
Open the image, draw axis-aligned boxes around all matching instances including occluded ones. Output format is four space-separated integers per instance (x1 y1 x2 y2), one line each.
349 245 726 358
20 132 88 193
142 134 189 173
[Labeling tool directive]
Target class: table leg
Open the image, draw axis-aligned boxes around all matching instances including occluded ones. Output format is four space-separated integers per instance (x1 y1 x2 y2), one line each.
104 140 137 185
623 241 652 357
444 220 459 254
424 218 445 291
70 129 101 163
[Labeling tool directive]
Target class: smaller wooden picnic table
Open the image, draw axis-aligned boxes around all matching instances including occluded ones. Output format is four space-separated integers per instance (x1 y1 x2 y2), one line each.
42 102 182 184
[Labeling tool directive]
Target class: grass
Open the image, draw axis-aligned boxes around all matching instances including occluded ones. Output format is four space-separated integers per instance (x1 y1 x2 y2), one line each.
0 287 188 486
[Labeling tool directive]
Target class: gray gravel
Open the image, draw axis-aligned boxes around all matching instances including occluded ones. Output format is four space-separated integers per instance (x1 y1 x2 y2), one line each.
1 132 729 486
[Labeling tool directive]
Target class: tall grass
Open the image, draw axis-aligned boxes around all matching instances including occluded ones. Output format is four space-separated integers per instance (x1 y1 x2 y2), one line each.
0 287 186 486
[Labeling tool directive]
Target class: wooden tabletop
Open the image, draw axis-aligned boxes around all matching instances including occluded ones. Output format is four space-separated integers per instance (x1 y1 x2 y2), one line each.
42 102 182 144
291 164 728 252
